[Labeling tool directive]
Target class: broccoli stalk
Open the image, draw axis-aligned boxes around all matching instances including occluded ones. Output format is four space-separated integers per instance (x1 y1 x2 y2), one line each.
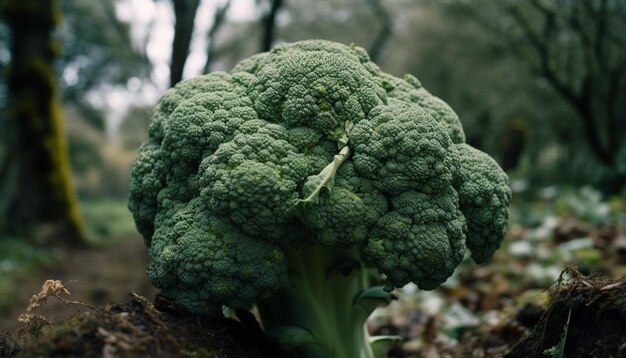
261 128 384 357
256 245 390 358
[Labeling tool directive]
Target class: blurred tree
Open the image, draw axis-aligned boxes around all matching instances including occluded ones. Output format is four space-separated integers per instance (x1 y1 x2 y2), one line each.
279 0 399 58
396 2 538 158
446 0 626 168
508 0 626 167
58 0 150 129
0 0 85 243
259 0 284 52
499 118 529 172
366 0 393 62
0 23 8 108
168 0 283 83
170 0 201 86
203 0 231 73
0 1 149 130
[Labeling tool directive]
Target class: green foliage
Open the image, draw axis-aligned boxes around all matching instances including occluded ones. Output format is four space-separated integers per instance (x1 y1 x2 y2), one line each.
555 187 611 224
67 129 104 175
81 200 137 243
57 0 149 104
128 40 511 357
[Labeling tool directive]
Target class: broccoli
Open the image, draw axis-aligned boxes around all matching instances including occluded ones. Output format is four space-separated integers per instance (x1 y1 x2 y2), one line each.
129 40 511 358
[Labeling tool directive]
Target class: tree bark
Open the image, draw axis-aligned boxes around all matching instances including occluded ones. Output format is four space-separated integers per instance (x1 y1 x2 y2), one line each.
0 0 85 243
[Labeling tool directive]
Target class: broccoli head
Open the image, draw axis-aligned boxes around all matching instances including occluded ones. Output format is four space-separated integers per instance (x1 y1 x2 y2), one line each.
129 40 511 358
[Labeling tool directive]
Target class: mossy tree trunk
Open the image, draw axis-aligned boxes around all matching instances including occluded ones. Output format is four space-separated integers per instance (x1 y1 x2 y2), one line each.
0 0 85 243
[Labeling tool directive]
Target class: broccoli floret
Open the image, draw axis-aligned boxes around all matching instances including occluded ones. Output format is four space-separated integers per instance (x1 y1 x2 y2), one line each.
129 40 511 358
455 143 512 263
364 187 467 291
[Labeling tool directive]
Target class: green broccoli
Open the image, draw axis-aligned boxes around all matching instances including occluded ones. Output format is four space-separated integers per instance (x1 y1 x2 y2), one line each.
129 40 511 358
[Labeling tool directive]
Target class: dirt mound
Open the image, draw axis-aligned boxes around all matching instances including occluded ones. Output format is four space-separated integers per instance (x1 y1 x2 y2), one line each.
506 267 626 358
8 293 283 358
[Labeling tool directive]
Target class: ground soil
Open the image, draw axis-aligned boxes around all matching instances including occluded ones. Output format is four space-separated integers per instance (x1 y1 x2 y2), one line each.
505 269 626 358
4 294 282 358
0 236 283 357
0 235 157 332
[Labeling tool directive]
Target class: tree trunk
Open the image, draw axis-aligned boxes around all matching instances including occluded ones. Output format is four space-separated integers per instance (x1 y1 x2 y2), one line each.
170 0 200 86
261 0 283 52
0 0 85 244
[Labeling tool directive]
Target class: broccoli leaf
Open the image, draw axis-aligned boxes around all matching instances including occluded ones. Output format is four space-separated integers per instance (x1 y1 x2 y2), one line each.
296 145 351 206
